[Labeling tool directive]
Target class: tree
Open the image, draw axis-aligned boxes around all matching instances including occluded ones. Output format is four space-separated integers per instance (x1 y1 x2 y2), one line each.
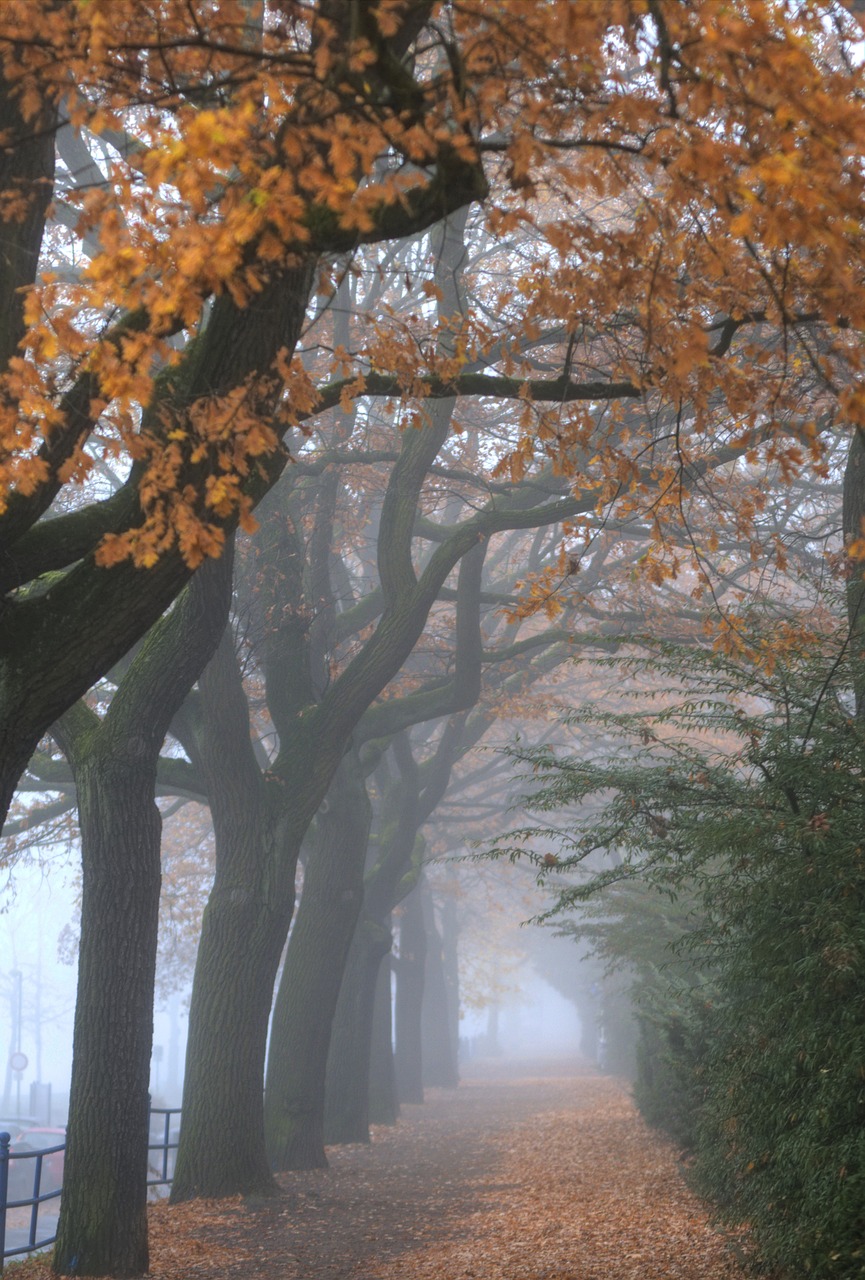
265 742 375 1165
48 551 232 1276
321 724 460 1144
258 392 622 1162
317 610 595 1137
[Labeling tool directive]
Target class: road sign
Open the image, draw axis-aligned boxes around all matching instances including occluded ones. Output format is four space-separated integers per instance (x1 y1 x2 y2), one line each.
9 1051 27 1072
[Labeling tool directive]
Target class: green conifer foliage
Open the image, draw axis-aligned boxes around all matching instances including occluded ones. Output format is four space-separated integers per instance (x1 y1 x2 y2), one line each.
490 635 865 1278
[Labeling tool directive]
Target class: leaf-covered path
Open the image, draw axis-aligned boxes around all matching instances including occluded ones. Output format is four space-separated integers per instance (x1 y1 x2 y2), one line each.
17 1058 752 1280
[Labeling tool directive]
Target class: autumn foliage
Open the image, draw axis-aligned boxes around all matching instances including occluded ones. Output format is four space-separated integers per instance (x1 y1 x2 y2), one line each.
2 0 865 584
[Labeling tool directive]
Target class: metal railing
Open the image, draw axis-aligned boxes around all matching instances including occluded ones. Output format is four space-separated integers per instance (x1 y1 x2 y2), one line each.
147 1107 182 1188
0 1133 63 1270
0 1108 182 1271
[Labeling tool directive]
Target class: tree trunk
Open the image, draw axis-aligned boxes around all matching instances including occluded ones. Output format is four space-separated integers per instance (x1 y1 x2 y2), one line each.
486 1004 502 1056
421 883 459 1089
394 885 426 1104
264 748 371 1170
323 915 391 1144
169 826 295 1198
52 553 233 1277
440 888 461 1079
0 67 55 367
170 627 300 1200
368 953 399 1125
52 751 161 1277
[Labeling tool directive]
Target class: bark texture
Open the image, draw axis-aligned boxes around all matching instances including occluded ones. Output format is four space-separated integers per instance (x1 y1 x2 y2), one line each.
394 885 427 1105
323 915 392 1144
52 747 160 1277
53 551 233 1275
170 627 298 1200
421 883 459 1089
368 954 400 1125
264 747 371 1170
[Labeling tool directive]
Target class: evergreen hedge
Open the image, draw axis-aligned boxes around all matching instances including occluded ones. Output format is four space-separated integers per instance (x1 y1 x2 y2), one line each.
492 638 865 1277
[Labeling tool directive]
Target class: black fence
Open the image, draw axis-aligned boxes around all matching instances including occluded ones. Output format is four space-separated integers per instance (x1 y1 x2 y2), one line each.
0 1107 181 1272
147 1107 182 1190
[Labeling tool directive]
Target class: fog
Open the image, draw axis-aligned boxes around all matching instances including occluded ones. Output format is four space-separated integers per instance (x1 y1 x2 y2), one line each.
2 881 602 1123
1 860 77 1122
460 975 584 1063
0 859 192 1122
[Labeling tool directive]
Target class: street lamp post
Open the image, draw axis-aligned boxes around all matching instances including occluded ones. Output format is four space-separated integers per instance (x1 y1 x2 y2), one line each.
10 969 22 1117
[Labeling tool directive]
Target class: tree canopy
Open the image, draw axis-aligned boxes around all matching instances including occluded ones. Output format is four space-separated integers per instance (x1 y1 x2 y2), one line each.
2 0 865 825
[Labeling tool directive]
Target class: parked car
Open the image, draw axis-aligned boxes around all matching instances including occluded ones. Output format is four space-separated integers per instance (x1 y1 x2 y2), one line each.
0 1116 40 1136
5 1126 65 1201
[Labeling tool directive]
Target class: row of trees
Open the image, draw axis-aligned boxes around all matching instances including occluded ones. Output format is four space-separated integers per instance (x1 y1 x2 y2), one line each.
2 1 865 1275
16 199 623 1270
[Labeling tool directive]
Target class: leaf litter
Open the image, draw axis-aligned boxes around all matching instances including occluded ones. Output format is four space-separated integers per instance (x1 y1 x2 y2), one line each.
8 1060 756 1280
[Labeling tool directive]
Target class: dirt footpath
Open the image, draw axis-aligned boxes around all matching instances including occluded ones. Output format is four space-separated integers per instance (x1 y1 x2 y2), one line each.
13 1058 753 1280
337 1059 753 1280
